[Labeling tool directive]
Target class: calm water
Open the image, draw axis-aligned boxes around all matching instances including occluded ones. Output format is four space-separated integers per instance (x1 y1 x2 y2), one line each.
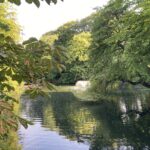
18 90 150 150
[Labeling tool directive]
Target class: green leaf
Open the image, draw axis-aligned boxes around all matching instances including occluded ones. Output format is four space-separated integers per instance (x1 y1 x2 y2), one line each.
45 0 51 5
18 117 33 129
46 82 55 90
41 55 51 60
12 74 23 84
26 0 32 4
52 0 57 4
13 0 21 5
33 0 40 7
8 0 21 5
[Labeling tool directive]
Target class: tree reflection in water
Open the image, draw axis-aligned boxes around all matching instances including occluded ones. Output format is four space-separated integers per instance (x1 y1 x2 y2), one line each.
20 90 150 150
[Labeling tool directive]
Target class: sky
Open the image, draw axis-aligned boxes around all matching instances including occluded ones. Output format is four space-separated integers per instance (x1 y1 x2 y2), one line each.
16 0 109 40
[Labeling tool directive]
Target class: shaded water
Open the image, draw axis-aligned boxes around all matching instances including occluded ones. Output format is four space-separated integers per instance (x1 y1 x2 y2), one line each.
18 90 150 150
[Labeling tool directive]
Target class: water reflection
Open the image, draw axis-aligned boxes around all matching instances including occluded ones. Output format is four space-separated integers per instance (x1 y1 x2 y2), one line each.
19 90 150 150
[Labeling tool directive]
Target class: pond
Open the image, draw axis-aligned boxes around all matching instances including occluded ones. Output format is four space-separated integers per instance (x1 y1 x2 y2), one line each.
18 89 150 150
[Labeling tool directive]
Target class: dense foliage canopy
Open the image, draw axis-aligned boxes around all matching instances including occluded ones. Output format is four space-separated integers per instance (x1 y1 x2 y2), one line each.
90 0 150 93
0 3 63 139
41 19 93 84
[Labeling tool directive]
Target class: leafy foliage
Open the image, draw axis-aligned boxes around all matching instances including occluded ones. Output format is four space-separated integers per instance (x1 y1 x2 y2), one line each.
0 2 65 139
90 0 150 93
41 19 93 84
0 30 66 136
0 4 21 42
0 0 63 7
67 32 91 62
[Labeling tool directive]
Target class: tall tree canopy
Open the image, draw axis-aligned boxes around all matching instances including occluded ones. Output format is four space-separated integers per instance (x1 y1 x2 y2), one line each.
41 18 93 84
90 0 150 92
0 3 21 41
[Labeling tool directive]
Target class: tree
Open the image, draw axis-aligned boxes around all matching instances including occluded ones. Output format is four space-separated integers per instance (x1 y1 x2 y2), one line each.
54 21 78 47
41 20 93 84
0 4 24 138
0 2 65 139
64 32 91 82
40 31 58 46
0 3 21 41
90 0 150 94
67 32 91 62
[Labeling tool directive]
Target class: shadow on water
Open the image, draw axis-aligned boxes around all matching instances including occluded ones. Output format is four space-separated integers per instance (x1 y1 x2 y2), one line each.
20 90 150 150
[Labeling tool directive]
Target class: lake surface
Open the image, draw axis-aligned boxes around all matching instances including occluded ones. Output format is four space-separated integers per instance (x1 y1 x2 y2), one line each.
18 90 150 150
